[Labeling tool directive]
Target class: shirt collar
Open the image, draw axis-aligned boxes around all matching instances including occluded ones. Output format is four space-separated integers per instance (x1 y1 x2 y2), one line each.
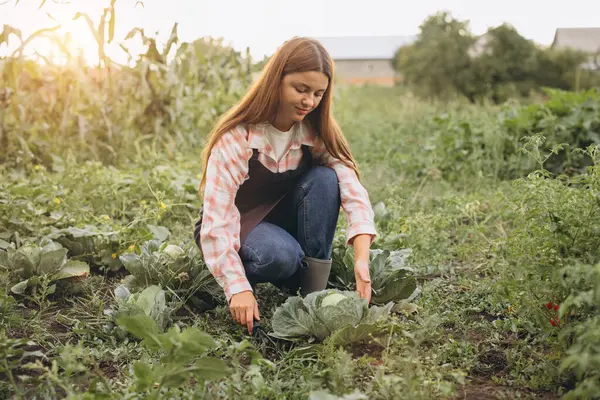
248 121 316 152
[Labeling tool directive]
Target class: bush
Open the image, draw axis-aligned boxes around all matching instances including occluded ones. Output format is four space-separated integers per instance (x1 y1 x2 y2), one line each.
500 88 600 175
394 12 600 103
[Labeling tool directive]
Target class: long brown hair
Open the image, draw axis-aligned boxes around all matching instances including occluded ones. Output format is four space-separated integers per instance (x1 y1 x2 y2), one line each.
198 36 360 195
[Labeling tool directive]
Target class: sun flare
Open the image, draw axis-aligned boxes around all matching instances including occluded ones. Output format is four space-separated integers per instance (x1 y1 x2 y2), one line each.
16 7 109 66
57 16 99 64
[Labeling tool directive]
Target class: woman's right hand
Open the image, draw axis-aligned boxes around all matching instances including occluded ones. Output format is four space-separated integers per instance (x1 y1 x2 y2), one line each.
229 291 260 334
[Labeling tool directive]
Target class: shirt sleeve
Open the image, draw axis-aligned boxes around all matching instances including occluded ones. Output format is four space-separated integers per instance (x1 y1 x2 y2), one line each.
199 126 254 301
311 137 378 246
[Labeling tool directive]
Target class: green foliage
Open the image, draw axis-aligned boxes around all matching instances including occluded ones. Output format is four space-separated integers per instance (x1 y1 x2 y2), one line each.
330 247 417 305
537 48 599 91
47 225 123 272
560 316 600 400
2 4 600 393
118 239 220 297
0 239 89 296
394 11 475 100
395 13 600 102
500 88 600 175
2 83 599 398
270 289 393 344
482 140 600 395
0 10 254 168
0 332 43 397
558 263 600 399
466 24 540 102
368 87 600 180
113 284 170 333
116 313 228 397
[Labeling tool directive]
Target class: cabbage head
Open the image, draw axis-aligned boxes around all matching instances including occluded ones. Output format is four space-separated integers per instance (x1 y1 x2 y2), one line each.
270 289 393 345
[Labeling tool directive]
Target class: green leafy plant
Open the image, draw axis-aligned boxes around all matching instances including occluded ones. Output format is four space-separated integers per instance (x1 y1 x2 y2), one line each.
0 239 89 296
501 88 600 176
0 3 254 169
330 247 418 305
560 315 600 400
111 284 170 333
270 289 393 345
116 313 228 398
119 239 220 298
489 141 600 396
48 225 122 271
22 342 113 398
0 332 45 397
557 262 600 398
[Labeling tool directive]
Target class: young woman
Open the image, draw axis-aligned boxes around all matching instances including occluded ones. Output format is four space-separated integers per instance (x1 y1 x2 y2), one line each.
194 37 377 334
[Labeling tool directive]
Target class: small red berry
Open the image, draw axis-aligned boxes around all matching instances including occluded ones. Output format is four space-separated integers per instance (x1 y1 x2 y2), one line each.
545 302 553 310
553 304 559 311
550 319 557 327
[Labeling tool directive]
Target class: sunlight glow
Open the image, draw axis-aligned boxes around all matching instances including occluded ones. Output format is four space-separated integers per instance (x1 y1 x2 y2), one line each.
56 16 99 65
11 12 101 66
4 2 137 67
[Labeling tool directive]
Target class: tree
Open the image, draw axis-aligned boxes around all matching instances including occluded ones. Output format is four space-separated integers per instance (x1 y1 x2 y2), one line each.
393 11 475 99
393 13 600 103
536 47 600 91
468 24 539 103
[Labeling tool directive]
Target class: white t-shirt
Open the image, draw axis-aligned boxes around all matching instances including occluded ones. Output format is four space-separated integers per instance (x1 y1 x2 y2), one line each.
264 123 296 162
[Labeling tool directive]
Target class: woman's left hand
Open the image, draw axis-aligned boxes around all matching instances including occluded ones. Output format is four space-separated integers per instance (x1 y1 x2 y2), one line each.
354 260 371 303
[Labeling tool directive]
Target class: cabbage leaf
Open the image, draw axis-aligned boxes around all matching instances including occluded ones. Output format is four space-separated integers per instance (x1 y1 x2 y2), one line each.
330 247 418 305
271 290 393 345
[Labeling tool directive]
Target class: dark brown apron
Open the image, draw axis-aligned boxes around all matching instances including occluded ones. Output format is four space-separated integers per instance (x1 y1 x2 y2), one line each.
194 145 313 250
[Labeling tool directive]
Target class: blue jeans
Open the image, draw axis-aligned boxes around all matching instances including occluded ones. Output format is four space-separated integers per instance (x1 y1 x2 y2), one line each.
239 166 341 289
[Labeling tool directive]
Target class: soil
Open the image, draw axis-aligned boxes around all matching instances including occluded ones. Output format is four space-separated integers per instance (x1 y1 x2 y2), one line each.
471 348 508 377
98 361 121 380
453 378 559 400
349 339 386 360
448 311 560 400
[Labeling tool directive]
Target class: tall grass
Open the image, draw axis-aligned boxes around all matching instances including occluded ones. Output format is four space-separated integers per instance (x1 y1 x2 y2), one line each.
0 10 255 169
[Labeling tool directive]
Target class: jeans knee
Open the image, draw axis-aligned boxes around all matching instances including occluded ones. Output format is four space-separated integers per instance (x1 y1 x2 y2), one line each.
312 166 339 192
242 234 304 282
299 166 340 205
273 245 304 279
295 166 340 260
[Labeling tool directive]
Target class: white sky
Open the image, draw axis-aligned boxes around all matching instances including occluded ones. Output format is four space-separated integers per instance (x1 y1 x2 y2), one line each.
1 0 599 64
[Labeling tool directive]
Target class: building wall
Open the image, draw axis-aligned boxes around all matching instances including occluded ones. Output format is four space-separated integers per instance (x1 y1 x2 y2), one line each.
333 59 399 86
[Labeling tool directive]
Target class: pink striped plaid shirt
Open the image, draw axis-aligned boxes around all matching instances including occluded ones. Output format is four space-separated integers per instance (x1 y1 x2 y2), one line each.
199 121 377 301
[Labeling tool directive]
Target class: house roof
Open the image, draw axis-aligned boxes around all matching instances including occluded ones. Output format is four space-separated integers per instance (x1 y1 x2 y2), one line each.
311 35 416 60
552 28 600 53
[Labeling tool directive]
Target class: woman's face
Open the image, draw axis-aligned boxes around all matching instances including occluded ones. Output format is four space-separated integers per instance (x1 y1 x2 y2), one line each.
274 71 329 130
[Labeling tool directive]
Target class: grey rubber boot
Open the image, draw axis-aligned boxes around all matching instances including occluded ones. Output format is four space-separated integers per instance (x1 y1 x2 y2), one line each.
300 256 332 296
